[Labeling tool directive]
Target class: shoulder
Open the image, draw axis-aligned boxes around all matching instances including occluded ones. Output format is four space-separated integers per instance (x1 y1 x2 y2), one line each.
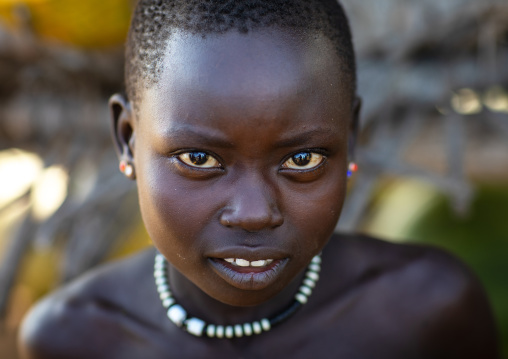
327 232 488 299
18 248 167 359
325 233 499 358
400 243 499 358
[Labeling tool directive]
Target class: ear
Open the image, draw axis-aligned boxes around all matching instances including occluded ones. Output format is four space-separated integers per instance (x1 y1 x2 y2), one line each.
109 93 135 162
348 96 362 161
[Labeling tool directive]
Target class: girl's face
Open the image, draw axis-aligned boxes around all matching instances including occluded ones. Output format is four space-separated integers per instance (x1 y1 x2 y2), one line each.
115 29 357 307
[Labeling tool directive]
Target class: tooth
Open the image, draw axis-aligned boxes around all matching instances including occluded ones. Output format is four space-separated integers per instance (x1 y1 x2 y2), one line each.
250 260 266 267
236 259 250 267
224 258 235 263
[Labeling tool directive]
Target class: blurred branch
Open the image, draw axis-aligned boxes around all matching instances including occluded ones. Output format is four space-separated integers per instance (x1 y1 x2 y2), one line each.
0 213 35 322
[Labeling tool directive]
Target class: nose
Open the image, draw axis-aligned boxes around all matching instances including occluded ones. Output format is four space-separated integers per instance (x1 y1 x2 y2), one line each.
219 175 284 232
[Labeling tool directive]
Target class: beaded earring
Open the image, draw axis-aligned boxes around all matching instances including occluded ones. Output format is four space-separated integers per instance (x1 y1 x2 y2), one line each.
119 160 135 179
347 162 358 178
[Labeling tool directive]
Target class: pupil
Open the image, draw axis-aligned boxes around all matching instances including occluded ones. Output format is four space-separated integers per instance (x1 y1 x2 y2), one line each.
293 152 311 166
189 152 208 165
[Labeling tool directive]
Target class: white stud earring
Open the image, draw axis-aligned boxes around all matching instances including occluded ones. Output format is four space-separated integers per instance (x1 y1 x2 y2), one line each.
119 160 135 179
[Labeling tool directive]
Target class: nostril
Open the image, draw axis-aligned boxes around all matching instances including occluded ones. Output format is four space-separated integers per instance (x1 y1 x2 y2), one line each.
219 206 283 232
219 179 283 231
272 212 284 228
269 207 284 228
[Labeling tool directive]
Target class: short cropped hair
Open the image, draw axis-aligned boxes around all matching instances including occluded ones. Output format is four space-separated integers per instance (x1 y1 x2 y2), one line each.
125 0 356 106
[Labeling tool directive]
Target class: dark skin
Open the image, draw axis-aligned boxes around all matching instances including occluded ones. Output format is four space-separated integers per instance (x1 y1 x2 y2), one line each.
18 29 499 359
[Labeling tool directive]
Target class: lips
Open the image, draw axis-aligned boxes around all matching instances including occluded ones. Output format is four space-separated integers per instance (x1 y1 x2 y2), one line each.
208 256 289 291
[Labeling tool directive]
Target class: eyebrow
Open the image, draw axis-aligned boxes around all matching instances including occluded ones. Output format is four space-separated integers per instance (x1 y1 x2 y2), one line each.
274 128 341 148
157 124 341 149
157 124 234 148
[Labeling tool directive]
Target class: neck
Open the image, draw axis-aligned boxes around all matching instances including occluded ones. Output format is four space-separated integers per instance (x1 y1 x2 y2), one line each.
167 263 305 325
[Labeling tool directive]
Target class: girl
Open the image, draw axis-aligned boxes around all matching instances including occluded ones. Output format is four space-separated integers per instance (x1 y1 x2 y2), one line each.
19 1 499 358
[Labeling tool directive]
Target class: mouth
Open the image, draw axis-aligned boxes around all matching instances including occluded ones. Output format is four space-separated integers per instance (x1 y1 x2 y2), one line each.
224 258 274 268
209 257 289 290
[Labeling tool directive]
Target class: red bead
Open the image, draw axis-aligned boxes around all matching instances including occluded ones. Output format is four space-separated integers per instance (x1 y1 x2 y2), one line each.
119 161 126 173
349 163 358 172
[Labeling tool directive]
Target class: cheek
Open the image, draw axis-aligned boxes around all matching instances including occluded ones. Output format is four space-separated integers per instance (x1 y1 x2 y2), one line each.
283 168 347 251
136 157 218 258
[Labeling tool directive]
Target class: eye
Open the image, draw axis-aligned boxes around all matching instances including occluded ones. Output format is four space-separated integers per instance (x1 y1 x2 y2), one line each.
282 152 324 170
177 151 221 168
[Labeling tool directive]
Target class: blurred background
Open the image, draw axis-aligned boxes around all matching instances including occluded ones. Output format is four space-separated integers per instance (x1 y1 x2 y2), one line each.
0 0 507 357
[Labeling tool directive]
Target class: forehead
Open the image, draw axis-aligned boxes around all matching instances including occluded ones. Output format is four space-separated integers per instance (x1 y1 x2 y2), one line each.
137 28 352 131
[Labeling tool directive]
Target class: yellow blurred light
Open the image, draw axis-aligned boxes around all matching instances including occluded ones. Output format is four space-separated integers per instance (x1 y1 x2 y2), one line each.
483 86 508 113
0 149 43 207
363 180 440 242
31 165 68 221
0 0 132 48
451 88 482 115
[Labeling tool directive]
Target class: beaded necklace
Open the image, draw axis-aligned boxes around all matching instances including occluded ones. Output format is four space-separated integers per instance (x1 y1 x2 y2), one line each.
154 253 322 338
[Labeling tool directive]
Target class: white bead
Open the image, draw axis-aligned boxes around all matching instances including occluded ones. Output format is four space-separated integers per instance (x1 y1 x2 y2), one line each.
162 298 175 308
206 325 216 338
185 317 206 337
153 262 166 270
299 285 312 296
295 293 308 304
155 277 167 286
167 305 187 327
153 261 166 269
157 284 169 293
303 278 316 288
261 319 271 331
243 323 253 336
155 254 165 263
309 263 321 272
154 269 165 278
234 324 243 338
252 321 262 334
225 326 234 338
311 255 322 264
216 325 225 338
306 271 319 281
159 292 171 300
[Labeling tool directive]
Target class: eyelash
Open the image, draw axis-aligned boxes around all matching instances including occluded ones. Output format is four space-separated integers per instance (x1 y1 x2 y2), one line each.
173 149 328 172
173 150 224 170
280 149 327 172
